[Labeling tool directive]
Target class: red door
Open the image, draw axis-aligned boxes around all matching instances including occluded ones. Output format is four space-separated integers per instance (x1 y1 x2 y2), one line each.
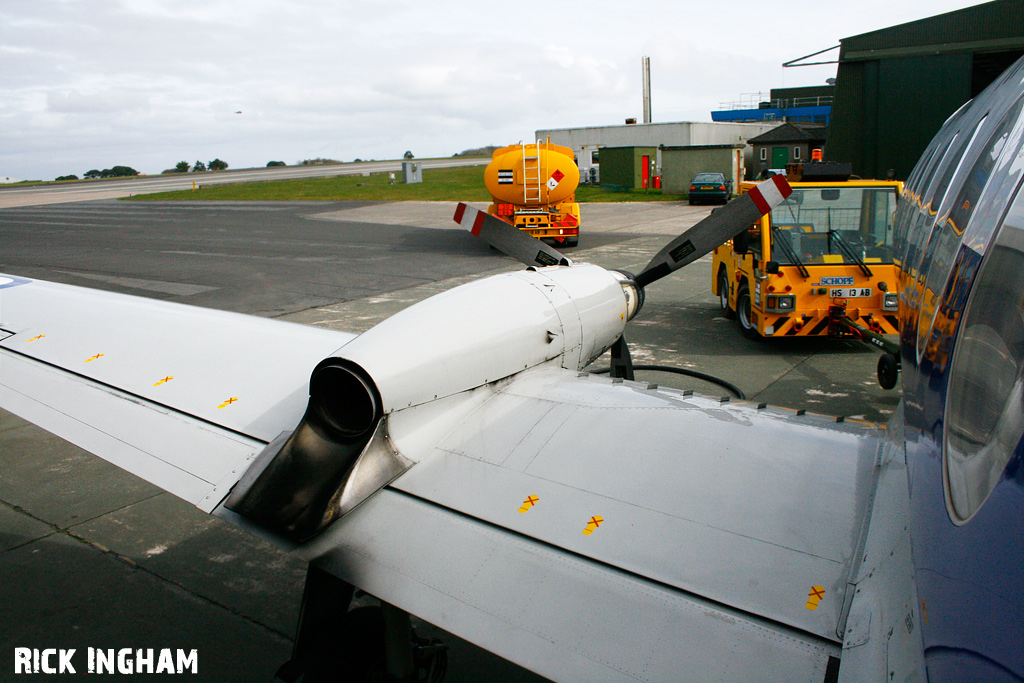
641 155 650 189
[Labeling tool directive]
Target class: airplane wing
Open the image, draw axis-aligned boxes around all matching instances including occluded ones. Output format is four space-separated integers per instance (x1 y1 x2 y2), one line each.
1 271 880 682
295 367 881 682
0 274 355 512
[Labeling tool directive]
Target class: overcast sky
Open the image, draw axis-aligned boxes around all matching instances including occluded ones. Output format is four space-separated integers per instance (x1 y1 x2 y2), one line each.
0 0 986 180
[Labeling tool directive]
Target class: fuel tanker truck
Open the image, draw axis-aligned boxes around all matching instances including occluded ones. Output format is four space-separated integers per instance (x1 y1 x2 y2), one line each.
484 139 581 247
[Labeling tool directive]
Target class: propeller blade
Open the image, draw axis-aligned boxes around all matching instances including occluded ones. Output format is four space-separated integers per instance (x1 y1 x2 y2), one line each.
454 203 571 268
634 175 791 288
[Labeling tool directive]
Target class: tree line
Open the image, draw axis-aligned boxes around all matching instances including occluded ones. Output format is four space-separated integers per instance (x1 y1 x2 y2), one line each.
56 166 139 181
163 159 229 174
54 159 230 182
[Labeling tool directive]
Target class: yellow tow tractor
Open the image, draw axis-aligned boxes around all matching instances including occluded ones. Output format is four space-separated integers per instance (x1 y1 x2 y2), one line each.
712 159 904 387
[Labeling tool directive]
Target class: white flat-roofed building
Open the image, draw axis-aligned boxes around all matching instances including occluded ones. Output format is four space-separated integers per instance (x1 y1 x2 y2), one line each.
536 121 781 183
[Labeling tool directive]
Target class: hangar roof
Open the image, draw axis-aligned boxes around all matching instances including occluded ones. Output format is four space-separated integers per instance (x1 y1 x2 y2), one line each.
840 0 1024 59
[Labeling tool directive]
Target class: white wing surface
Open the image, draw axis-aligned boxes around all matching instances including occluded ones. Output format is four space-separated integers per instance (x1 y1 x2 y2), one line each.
296 367 881 682
1 272 881 682
0 274 355 511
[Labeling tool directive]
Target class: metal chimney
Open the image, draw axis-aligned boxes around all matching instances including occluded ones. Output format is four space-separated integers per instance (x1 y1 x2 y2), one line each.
642 56 652 124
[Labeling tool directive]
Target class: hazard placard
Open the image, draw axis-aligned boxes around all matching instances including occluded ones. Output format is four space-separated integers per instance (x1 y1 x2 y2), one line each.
547 169 564 191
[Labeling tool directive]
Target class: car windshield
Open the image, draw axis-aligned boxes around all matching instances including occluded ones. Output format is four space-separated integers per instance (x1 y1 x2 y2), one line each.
693 173 723 183
769 187 897 265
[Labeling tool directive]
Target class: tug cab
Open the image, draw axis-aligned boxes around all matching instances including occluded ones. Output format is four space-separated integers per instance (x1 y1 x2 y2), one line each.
713 162 903 343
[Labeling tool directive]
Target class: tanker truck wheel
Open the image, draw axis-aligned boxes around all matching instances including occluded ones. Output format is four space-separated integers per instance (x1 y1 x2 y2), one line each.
564 236 579 248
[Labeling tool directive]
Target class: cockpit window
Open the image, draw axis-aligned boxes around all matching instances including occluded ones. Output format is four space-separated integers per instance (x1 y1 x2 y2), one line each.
938 93 1024 524
945 196 1024 524
919 101 1024 368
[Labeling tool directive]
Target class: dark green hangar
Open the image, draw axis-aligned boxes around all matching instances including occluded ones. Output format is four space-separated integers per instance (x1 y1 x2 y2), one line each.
828 0 1024 180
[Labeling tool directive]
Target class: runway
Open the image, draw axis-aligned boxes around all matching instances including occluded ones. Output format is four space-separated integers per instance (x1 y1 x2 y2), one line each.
0 157 489 209
0 196 899 681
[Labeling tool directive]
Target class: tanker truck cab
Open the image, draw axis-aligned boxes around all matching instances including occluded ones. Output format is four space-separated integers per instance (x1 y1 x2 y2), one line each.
712 174 903 339
484 140 581 247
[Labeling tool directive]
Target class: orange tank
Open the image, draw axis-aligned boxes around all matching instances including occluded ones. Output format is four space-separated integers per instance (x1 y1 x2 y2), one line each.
483 141 581 248
484 142 580 206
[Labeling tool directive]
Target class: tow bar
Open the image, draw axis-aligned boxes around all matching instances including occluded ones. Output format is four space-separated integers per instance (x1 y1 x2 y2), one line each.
828 298 902 390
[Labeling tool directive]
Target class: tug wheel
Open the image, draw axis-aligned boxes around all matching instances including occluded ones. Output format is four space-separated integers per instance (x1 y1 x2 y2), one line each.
877 353 900 390
736 283 759 340
718 269 735 319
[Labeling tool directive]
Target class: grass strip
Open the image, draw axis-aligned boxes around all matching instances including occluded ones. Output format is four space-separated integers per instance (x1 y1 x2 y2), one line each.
127 166 682 203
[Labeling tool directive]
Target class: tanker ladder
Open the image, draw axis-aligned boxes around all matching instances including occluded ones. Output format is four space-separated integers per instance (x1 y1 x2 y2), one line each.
521 141 542 204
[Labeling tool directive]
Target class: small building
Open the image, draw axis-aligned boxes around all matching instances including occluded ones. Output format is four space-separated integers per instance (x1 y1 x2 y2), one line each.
746 123 828 176
659 144 746 196
597 146 658 189
536 121 779 184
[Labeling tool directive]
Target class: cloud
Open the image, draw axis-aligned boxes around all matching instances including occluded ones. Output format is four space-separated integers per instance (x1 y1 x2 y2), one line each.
0 0 990 179
47 89 148 114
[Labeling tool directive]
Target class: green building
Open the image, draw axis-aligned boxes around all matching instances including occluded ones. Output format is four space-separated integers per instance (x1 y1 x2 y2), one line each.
659 144 745 196
598 146 658 189
828 0 1024 179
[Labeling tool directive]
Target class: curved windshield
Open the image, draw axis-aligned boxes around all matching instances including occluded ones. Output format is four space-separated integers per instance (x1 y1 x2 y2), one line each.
945 209 1024 524
693 173 724 183
769 187 898 265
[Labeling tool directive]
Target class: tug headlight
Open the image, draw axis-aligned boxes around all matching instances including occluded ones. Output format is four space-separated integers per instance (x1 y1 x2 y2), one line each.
767 295 796 312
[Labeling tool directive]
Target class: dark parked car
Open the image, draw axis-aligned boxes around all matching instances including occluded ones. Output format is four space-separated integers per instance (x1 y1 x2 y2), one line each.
688 172 731 205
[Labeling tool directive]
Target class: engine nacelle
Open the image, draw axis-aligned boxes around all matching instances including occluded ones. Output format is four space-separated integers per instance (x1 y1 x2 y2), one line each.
225 263 638 541
336 263 636 413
